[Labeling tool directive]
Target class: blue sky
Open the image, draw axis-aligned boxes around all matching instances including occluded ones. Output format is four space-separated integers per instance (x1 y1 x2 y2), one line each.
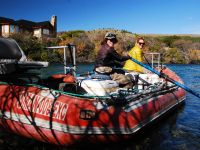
1 0 200 34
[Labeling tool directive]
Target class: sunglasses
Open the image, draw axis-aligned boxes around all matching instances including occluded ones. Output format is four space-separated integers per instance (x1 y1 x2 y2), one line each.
138 42 145 46
110 39 118 43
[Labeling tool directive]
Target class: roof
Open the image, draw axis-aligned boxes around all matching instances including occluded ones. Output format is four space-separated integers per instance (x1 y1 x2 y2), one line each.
0 17 53 29
16 19 36 29
35 21 53 29
0 17 15 24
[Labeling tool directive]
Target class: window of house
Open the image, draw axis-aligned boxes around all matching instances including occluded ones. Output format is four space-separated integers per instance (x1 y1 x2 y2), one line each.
2 25 9 33
10 25 15 33
33 29 42 38
34 29 40 35
15 26 19 33
43 29 49 35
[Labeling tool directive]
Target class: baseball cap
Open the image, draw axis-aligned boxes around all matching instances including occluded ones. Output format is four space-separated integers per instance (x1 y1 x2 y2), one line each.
104 32 117 40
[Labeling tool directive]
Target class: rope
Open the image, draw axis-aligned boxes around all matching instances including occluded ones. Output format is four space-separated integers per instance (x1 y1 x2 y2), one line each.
0 81 110 99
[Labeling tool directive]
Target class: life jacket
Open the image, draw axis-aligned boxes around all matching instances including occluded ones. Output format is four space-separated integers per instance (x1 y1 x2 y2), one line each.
123 44 143 73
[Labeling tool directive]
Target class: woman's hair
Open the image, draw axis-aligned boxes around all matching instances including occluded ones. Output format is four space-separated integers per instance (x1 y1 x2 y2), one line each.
136 37 145 43
101 38 108 45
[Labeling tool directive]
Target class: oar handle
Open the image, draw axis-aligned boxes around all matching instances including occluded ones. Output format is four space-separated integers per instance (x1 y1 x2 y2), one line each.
130 57 200 98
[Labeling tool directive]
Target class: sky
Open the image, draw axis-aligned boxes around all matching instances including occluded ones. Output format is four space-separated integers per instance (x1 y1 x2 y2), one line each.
1 0 200 34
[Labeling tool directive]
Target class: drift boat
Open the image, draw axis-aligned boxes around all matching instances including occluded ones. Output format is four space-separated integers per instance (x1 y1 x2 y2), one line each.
0 38 186 146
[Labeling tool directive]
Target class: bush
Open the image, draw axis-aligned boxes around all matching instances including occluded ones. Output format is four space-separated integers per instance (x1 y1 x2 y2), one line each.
10 32 43 60
163 48 186 63
60 30 85 39
10 32 60 61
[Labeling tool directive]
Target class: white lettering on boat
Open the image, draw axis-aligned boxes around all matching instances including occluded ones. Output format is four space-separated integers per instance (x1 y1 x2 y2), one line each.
15 91 68 121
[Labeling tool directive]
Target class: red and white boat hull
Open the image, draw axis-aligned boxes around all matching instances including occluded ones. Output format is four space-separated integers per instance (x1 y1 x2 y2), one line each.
0 68 186 145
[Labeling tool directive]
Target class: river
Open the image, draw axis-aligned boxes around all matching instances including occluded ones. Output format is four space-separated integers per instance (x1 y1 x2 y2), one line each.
0 64 199 150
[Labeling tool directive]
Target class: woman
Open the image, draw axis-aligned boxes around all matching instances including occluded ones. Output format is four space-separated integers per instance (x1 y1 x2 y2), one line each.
123 37 145 73
94 32 133 86
94 32 130 74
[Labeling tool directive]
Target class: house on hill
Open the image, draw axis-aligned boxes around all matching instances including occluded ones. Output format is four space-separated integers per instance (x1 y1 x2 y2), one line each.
0 15 57 38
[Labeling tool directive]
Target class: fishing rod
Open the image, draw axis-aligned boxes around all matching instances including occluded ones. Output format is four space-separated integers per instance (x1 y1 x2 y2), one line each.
130 57 200 98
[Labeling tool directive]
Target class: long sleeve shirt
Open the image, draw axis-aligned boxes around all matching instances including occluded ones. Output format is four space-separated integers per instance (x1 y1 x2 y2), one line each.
95 44 130 68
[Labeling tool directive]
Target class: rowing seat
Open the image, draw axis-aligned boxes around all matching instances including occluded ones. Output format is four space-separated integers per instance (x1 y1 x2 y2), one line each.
17 61 49 69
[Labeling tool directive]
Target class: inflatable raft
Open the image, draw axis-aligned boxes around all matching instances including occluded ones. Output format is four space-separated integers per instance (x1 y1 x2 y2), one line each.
0 38 186 146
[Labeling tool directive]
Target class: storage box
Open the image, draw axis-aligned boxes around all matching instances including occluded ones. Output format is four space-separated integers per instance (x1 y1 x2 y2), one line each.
80 79 119 96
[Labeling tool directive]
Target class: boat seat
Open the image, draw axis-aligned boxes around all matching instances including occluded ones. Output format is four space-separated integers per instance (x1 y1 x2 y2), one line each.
17 61 49 69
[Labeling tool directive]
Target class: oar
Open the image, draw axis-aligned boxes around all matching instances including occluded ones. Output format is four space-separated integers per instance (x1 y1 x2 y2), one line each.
130 57 200 98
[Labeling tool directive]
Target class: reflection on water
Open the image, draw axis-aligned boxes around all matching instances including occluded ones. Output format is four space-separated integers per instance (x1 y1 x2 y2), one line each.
0 64 200 150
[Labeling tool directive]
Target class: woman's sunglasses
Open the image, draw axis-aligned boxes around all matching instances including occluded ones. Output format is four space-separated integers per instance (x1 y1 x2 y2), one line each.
138 42 145 46
110 39 118 43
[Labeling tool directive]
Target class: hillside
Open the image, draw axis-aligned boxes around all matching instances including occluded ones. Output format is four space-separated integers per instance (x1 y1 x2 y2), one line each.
9 29 200 64
58 29 200 64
